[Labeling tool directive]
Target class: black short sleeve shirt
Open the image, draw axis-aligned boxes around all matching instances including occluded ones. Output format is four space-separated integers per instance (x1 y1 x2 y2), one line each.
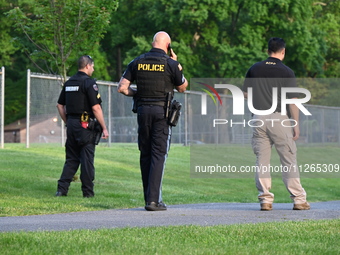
57 71 101 115
242 57 298 113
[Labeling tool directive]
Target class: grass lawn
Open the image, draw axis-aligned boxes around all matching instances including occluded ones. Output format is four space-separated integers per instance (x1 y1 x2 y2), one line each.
0 143 339 254
0 143 339 216
1 220 339 255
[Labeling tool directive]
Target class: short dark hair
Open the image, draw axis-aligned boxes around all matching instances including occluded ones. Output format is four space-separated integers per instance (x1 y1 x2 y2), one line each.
268 37 286 54
78 55 94 69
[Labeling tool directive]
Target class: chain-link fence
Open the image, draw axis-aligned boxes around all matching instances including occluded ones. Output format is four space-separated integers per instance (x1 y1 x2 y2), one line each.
25 72 340 147
189 78 340 147
0 67 4 148
187 92 340 146
26 72 188 148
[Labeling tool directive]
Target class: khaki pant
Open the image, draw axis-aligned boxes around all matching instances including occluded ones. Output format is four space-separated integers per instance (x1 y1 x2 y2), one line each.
251 113 307 204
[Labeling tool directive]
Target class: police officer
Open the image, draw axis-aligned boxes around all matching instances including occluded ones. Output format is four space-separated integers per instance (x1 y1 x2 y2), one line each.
243 38 310 211
56 55 109 198
118 31 188 211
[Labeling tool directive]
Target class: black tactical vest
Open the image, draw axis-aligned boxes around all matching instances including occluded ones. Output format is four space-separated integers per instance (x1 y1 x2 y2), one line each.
135 53 174 99
64 73 92 115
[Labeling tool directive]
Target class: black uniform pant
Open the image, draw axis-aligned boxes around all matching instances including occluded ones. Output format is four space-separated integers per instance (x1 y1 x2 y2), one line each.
57 118 95 197
137 105 171 203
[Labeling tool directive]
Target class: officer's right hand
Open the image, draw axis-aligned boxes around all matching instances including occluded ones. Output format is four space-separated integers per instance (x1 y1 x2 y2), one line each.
170 49 177 61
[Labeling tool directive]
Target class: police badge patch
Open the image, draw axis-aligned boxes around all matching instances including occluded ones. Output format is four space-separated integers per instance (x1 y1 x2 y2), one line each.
93 84 99 91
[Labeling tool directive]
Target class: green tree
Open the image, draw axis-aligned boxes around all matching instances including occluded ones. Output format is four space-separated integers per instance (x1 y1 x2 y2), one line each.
315 0 340 78
103 0 158 81
0 0 18 66
309 1 340 106
107 0 338 108
109 0 330 81
7 0 119 82
0 1 30 124
2 0 339 127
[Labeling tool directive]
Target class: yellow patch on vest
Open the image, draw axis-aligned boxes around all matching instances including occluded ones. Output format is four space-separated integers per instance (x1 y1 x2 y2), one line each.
138 64 165 72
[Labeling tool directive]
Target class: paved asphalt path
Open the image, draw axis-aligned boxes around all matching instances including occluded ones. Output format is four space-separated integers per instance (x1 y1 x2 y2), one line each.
1 201 339 232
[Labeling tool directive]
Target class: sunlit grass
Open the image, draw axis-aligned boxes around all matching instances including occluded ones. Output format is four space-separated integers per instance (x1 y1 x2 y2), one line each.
0 143 339 216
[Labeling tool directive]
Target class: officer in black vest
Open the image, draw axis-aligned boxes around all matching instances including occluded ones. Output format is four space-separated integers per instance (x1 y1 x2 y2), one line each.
118 31 188 211
56 55 109 198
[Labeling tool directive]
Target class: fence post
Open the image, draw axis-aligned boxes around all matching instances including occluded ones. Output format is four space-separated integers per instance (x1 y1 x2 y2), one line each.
338 110 340 146
322 108 325 144
184 92 188 146
0 66 4 149
108 84 112 147
26 69 31 148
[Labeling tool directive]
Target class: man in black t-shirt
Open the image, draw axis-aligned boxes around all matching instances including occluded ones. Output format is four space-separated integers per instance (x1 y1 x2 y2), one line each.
56 55 109 198
118 31 188 211
243 38 309 211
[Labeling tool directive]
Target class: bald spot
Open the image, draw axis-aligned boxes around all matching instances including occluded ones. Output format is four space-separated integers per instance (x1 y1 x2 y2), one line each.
152 31 171 48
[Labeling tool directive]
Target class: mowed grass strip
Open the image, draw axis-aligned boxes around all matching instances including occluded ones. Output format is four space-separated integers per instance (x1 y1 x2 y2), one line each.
0 143 339 216
0 220 339 255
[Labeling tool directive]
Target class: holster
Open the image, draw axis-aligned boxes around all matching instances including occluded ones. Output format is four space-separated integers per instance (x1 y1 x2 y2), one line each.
88 118 103 145
168 100 182 127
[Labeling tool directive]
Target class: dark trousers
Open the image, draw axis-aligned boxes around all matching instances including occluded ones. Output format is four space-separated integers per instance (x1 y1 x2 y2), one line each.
137 105 171 203
57 118 95 197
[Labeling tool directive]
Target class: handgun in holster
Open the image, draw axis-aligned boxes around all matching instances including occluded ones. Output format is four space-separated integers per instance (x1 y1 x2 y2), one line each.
93 121 103 145
168 100 182 127
87 117 102 145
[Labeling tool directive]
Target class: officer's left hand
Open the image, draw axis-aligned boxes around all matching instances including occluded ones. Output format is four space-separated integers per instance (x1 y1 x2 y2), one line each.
102 129 109 139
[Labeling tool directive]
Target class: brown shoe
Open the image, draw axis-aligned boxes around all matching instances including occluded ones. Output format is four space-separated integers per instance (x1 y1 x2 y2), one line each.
293 202 310 210
261 203 272 211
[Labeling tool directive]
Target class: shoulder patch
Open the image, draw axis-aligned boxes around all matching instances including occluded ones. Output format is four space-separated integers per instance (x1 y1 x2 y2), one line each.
93 84 99 91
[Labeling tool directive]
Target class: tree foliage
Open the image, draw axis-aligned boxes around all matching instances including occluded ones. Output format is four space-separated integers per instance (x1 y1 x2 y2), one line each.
0 0 18 66
108 0 335 80
107 0 338 106
1 0 340 124
7 0 118 82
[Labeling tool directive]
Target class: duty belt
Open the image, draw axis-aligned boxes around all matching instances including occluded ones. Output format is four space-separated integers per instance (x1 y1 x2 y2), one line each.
138 98 166 107
67 114 94 119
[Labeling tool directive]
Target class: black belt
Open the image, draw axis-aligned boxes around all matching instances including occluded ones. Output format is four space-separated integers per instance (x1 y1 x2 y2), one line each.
139 101 165 107
67 114 81 119
67 114 94 119
138 98 166 107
